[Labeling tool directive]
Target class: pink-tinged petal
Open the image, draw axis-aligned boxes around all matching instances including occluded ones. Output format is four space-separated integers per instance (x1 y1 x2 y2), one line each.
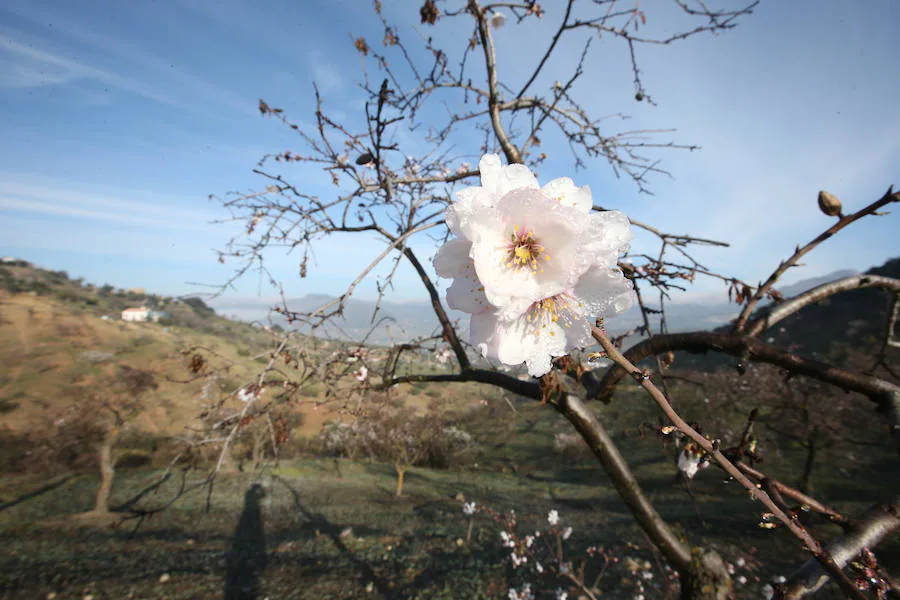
473 187 593 297
433 239 472 279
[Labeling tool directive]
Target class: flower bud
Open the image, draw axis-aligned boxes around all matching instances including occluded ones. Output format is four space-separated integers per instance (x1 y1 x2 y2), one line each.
817 190 843 217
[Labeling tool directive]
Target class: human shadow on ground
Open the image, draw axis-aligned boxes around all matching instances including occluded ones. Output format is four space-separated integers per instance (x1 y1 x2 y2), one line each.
224 483 268 600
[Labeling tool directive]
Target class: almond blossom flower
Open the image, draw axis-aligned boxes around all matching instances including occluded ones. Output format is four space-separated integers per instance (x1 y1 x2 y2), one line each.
355 365 368 382
508 584 534 600
677 442 710 479
547 509 559 526
677 449 702 480
434 154 633 376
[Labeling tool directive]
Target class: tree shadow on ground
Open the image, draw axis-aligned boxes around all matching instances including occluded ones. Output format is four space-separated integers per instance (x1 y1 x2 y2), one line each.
224 483 268 600
0 474 76 513
271 475 395 599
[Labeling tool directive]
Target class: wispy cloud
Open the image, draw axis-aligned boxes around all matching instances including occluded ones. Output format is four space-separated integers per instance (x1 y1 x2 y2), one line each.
0 176 217 231
0 33 184 107
0 4 253 116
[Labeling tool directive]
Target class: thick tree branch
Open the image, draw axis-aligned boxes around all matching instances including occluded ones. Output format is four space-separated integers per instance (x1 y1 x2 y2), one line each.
746 274 900 338
782 497 900 600
469 0 523 164
555 393 693 572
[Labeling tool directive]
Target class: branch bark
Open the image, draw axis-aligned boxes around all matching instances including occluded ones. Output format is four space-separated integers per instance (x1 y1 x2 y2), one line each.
469 0 523 164
746 274 900 338
555 393 692 571
782 497 900 600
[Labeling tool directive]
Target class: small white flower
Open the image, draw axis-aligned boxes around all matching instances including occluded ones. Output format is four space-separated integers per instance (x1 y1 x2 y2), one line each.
678 449 702 480
237 388 257 403
561 526 573 540
762 584 775 600
736 557 746 568
355 365 368 382
737 575 747 585
635 595 645 600
520 583 534 600
525 535 534 548
490 11 506 28
463 502 476 516
434 347 453 364
547 509 560 526
536 561 543 574
641 570 653 580
555 589 568 600
774 575 786 583
727 563 735 575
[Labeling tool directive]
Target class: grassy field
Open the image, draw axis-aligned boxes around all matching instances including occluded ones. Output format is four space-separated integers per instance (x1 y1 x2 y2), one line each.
2 413 898 600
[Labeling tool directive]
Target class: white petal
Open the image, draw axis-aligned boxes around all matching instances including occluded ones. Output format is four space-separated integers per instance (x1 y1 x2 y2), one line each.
542 177 593 212
492 312 569 377
446 274 490 314
433 239 472 278
478 154 538 199
497 164 539 196
470 311 501 359
477 154 503 196
572 267 635 319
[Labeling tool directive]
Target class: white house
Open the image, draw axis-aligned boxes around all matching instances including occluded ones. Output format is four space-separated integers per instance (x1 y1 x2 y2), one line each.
122 307 151 322
121 307 167 322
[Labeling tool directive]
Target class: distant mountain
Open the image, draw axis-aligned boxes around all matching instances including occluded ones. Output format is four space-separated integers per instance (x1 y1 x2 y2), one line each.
210 293 452 344
672 259 896 371
209 267 867 346
773 269 859 298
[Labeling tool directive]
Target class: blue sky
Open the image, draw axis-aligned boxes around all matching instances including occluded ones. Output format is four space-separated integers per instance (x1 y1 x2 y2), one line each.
1 0 898 312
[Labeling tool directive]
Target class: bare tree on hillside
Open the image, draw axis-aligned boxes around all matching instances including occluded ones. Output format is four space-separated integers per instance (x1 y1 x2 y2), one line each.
207 2 900 599
34 365 159 517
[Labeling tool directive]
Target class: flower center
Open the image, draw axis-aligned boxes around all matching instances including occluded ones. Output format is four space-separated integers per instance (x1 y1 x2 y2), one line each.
505 225 548 271
525 293 584 334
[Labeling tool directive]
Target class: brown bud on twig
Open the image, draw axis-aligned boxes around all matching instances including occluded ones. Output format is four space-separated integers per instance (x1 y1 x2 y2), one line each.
817 190 843 218
420 0 439 25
